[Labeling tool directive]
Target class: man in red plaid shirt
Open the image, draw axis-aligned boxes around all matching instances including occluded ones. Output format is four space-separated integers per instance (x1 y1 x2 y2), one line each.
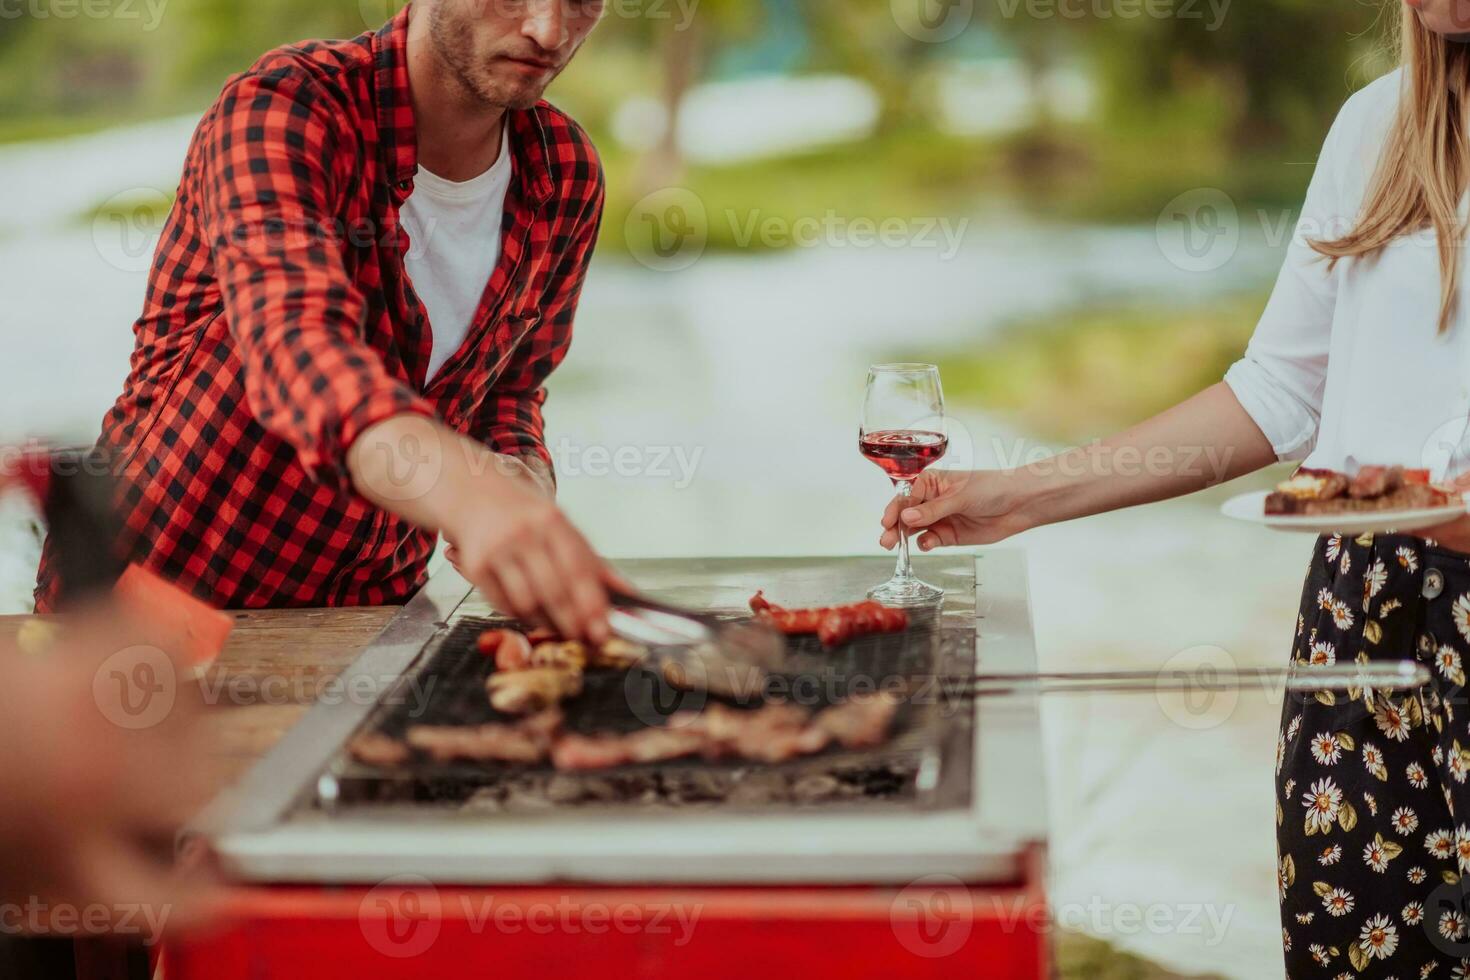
36 0 619 641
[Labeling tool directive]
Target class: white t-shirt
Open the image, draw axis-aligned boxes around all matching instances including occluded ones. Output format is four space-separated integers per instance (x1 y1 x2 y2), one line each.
1224 68 1470 479
400 127 513 382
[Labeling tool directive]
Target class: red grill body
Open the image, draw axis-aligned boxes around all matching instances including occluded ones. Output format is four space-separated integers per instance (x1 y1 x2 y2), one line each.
163 845 1048 979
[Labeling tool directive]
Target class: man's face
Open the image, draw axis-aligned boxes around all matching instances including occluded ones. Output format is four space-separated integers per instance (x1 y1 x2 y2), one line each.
428 0 606 110
1405 0 1470 38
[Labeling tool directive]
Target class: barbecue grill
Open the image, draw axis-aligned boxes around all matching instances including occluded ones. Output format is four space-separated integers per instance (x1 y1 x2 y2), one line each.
201 553 1047 885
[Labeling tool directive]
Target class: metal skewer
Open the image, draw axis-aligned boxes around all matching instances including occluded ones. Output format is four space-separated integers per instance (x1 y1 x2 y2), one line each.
913 660 1431 700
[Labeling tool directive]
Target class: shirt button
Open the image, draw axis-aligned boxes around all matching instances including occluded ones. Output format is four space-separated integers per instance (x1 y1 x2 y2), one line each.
396 178 411 191
1419 631 1438 656
1424 568 1445 600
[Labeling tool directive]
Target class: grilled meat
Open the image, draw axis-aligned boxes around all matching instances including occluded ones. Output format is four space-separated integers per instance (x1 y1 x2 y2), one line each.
551 727 707 771
813 692 901 750
589 637 648 669
486 668 583 714
529 640 590 672
1349 464 1400 499
405 709 564 764
750 592 909 648
817 602 908 647
348 732 412 767
476 628 537 670
550 733 635 771
673 703 829 764
407 724 545 764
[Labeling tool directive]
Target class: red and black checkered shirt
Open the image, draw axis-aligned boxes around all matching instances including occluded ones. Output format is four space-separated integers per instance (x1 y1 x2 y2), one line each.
34 6 604 611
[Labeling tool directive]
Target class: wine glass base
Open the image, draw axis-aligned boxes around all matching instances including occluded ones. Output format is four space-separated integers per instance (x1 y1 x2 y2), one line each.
867 578 944 607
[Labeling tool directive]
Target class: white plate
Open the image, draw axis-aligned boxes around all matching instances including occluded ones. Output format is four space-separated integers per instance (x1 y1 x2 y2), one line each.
1221 489 1467 535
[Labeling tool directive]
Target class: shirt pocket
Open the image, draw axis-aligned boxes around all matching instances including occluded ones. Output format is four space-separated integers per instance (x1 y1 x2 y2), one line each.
445 311 543 427
487 311 542 378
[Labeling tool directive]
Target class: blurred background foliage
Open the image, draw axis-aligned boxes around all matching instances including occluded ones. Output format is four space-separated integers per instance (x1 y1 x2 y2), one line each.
0 0 1396 435
0 0 1393 210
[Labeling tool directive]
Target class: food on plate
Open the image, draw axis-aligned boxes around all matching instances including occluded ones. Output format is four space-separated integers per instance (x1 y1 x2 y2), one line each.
812 691 902 750
749 591 909 648
486 668 583 714
1263 465 1450 516
348 732 412 767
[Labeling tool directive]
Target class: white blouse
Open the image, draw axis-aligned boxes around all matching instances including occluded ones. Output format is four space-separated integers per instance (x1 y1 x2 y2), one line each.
1225 68 1470 479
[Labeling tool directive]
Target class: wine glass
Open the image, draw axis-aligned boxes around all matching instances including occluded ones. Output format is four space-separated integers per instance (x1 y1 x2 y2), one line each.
860 363 948 606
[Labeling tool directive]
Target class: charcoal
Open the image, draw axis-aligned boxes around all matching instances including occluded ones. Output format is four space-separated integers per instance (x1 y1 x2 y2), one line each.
792 774 843 802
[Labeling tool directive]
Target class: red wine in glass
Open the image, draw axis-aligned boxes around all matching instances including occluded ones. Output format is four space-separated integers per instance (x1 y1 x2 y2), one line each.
860 364 947 606
859 429 949 482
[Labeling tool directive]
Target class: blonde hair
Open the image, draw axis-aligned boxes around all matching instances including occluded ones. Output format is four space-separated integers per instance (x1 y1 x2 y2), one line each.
1312 8 1470 332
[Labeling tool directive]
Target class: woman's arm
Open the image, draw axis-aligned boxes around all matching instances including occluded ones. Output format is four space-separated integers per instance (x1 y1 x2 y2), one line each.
879 382 1277 551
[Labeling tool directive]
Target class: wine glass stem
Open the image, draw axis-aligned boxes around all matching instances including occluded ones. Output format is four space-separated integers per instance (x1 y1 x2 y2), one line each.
894 479 914 582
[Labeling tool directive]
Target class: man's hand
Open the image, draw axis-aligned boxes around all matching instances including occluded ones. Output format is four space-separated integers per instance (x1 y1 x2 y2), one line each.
443 453 553 571
0 610 217 933
349 414 613 642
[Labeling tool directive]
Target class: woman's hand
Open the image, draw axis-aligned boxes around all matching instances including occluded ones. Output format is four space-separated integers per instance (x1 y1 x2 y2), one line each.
1415 475 1470 553
877 384 1278 553
878 468 1038 552
1418 516 1470 553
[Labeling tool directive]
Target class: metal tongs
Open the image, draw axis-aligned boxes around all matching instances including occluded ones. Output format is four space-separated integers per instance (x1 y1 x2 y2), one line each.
607 593 783 698
921 659 1431 700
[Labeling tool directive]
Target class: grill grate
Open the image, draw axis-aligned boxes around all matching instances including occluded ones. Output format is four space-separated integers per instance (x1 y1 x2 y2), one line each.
322 604 973 813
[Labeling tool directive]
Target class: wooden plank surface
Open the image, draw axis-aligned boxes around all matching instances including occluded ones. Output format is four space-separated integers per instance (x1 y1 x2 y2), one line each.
0 606 397 794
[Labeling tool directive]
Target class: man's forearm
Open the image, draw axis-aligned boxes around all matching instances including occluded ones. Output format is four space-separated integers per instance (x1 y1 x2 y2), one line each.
347 413 518 534
504 451 556 498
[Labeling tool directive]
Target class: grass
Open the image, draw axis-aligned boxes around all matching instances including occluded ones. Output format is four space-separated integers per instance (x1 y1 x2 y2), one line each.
1057 931 1226 980
0 114 137 146
927 294 1266 445
596 124 1000 257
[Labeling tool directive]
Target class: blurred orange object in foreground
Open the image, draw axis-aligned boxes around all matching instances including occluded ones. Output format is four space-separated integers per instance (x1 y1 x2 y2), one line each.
114 564 234 671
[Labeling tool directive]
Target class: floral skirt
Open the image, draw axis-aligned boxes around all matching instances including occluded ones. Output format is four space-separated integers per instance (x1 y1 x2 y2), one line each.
1278 532 1470 977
